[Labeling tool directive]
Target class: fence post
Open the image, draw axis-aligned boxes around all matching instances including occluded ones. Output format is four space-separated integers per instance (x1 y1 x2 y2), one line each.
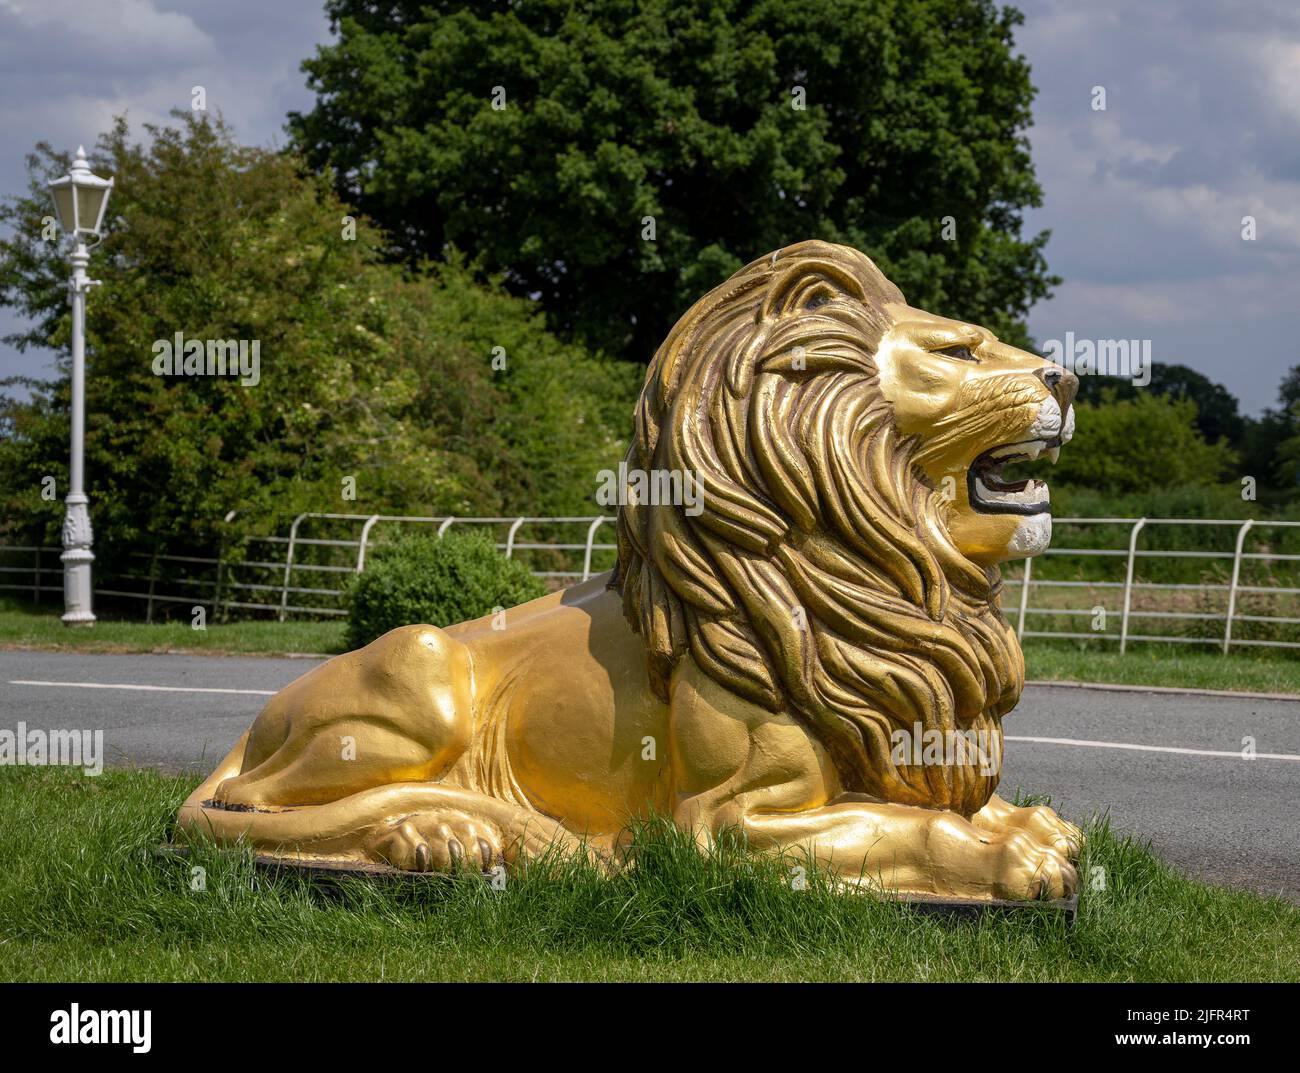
1119 517 1147 655
582 518 608 581
145 550 159 624
212 555 225 623
216 512 236 622
1017 556 1033 639
279 513 307 622
505 517 526 559
437 517 456 538
1223 518 1255 655
356 514 381 573
33 547 40 603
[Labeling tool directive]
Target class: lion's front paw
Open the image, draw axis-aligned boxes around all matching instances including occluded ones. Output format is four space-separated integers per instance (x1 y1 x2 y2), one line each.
973 798 1085 860
995 831 1078 901
366 810 505 873
1021 807 1085 859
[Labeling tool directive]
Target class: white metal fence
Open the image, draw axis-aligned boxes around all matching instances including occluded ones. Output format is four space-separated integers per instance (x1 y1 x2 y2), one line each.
0 514 618 621
1003 517 1300 654
2 513 1298 655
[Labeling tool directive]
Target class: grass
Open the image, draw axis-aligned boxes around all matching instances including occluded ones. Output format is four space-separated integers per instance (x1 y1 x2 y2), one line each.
0 600 347 656
1022 641 1299 695
0 766 1296 982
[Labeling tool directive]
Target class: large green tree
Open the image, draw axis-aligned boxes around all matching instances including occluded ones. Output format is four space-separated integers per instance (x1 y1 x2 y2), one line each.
0 114 637 571
291 0 1056 362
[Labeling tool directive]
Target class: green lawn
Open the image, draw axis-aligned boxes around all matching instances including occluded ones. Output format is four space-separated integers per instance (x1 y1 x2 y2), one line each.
0 600 346 656
1 600 1295 694
1023 642 1299 695
0 766 1296 982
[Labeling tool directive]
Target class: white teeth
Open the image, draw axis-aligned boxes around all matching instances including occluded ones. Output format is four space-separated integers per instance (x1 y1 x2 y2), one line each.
1046 446 1060 464
990 439 1047 461
974 476 1050 506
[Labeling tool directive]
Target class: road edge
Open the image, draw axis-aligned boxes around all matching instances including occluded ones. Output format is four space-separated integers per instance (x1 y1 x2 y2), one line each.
1027 678 1300 703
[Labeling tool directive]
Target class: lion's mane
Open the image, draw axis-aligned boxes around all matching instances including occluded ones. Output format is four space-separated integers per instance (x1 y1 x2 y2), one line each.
614 240 1023 816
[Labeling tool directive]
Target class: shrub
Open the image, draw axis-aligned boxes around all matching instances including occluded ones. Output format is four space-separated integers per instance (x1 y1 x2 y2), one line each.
346 532 548 648
1049 393 1237 493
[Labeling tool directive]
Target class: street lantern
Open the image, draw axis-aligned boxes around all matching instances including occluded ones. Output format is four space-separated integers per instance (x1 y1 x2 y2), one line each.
47 146 113 627
48 147 114 239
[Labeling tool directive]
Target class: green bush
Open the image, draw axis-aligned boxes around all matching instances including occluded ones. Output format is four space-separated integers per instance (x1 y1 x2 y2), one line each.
346 533 548 648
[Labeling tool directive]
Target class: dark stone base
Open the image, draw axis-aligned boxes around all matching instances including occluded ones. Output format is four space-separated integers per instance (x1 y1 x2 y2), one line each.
894 890 1078 925
153 844 484 882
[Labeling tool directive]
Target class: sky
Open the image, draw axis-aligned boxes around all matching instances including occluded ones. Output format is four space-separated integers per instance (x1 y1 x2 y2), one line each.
1 0 1297 416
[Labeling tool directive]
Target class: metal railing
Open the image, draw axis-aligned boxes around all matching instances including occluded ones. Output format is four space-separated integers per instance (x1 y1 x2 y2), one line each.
0 514 618 623
3 514 1298 654
1005 517 1300 654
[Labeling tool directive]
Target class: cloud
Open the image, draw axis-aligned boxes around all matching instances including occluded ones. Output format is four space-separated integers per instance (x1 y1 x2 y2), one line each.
0 0 332 385
1019 0 1300 413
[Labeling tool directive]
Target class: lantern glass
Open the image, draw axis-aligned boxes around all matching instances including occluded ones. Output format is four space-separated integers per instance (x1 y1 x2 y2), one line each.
76 183 110 234
47 148 113 239
50 183 77 233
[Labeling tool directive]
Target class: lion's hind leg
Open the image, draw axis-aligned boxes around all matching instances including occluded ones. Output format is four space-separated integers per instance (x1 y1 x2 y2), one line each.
210 624 476 809
211 715 462 809
182 781 590 873
365 799 594 873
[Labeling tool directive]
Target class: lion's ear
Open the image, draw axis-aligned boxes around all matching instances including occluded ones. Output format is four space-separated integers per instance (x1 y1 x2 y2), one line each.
760 258 868 321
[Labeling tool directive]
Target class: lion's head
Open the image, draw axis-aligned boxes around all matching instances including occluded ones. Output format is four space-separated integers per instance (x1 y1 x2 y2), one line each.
614 240 1077 816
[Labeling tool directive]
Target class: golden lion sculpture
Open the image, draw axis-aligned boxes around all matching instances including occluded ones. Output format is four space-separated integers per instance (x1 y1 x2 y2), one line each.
178 240 1082 901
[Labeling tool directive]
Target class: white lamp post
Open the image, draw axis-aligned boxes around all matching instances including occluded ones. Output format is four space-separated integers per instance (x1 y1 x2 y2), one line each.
48 146 113 627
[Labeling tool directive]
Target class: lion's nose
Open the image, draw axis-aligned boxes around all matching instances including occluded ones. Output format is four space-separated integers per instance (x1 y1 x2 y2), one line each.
1037 364 1078 409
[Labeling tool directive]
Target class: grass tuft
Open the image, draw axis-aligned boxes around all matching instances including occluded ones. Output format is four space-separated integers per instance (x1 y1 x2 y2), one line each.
0 767 1296 981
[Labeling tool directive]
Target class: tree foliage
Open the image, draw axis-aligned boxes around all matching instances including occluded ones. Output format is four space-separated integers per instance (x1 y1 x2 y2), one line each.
291 0 1057 362
1242 365 1300 496
1074 362 1244 447
1050 392 1236 495
0 114 638 567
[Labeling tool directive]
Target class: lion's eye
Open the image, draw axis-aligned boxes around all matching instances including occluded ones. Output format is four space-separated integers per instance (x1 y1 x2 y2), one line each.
933 344 979 362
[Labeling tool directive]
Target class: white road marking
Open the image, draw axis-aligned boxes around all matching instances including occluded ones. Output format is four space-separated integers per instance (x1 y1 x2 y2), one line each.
6 680 1298 762
1006 735 1300 762
8 679 276 696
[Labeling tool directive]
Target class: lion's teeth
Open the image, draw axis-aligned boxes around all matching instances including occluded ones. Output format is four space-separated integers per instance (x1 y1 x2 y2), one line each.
1025 442 1042 460
1046 446 1060 464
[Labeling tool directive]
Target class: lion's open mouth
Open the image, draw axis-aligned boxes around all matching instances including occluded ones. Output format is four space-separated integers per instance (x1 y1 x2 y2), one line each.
967 437 1062 515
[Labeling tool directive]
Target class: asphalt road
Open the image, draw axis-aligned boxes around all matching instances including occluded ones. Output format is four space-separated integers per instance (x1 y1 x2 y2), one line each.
2 649 1297 900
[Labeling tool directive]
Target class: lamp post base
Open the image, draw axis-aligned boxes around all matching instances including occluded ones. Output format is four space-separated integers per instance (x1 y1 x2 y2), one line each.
61 496 96 627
